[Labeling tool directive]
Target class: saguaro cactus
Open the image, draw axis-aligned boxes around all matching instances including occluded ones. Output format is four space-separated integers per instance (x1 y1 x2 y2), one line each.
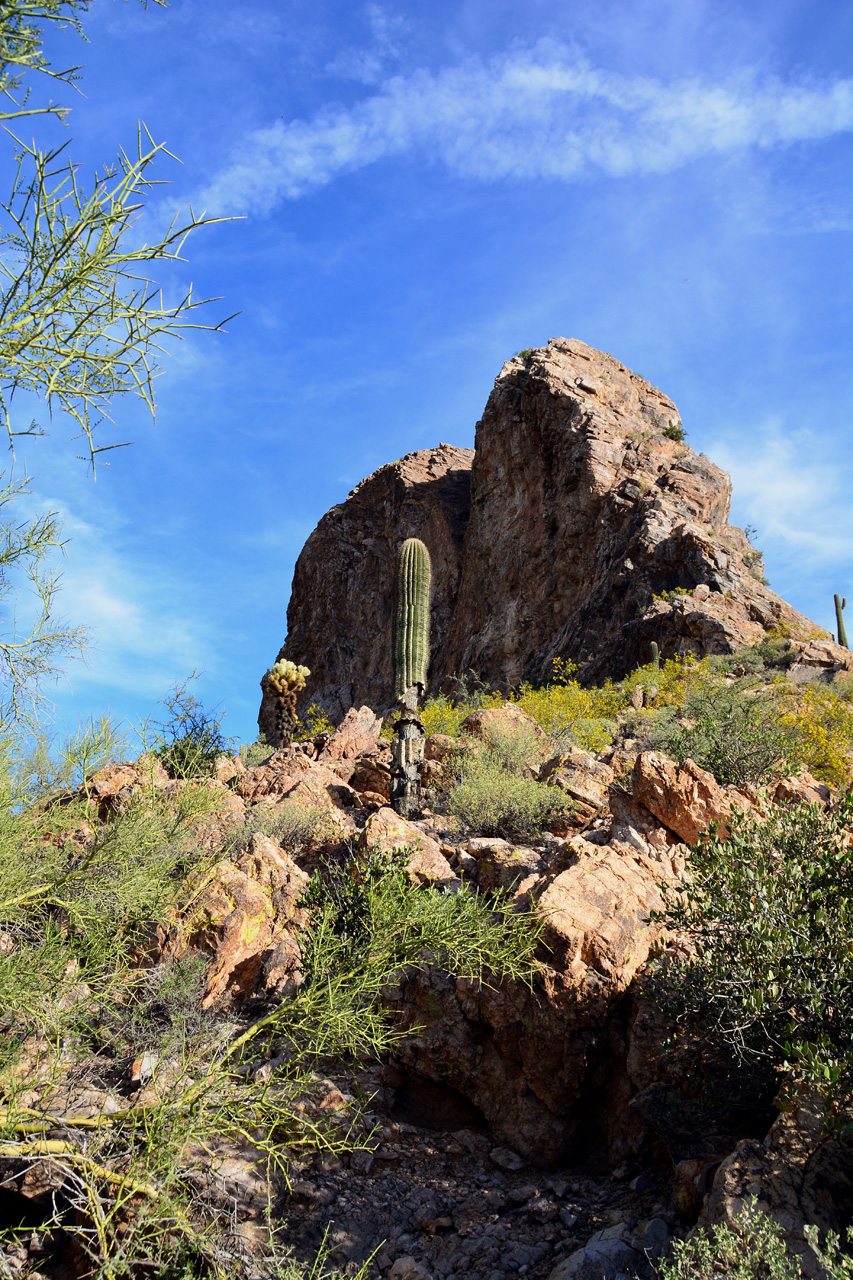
391 538 431 818
649 641 660 670
835 594 849 649
263 659 310 747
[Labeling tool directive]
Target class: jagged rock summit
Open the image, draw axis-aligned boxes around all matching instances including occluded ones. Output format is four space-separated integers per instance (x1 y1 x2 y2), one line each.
262 338 826 728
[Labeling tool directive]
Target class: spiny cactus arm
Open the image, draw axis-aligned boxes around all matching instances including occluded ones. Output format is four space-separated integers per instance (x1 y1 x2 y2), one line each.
835 594 849 649
393 538 431 701
265 659 310 695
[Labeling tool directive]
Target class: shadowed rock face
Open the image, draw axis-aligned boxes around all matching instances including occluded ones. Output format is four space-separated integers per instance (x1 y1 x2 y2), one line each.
261 339 825 730
259 443 473 734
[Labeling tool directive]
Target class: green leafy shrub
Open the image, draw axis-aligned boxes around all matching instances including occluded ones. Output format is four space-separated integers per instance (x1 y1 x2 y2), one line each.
656 1205 853 1279
663 420 686 442
725 630 797 674
804 1226 853 1279
239 732 274 766
649 797 853 1103
153 672 233 778
655 1203 803 1278
648 680 794 786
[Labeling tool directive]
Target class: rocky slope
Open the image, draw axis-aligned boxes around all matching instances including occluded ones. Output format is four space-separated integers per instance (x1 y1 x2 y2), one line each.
3 705 850 1279
262 339 825 729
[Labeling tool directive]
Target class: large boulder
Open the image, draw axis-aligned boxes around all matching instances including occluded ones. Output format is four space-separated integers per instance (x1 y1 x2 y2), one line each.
698 1087 853 1279
632 751 756 845
359 807 459 890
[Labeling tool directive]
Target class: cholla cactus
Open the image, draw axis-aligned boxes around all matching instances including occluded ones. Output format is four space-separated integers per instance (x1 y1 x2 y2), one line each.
266 659 310 696
264 659 311 747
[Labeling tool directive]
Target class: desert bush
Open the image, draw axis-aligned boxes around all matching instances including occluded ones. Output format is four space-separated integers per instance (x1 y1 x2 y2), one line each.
804 1226 853 1279
726 629 798 674
655 1203 803 1278
779 680 853 788
222 799 335 857
239 732 274 766
98 953 215 1058
648 679 794 786
656 1204 853 1279
154 672 233 778
293 701 335 741
649 797 853 1104
446 724 568 838
513 657 625 750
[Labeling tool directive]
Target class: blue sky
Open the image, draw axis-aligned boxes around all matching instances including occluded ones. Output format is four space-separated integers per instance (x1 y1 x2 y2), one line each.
7 0 853 748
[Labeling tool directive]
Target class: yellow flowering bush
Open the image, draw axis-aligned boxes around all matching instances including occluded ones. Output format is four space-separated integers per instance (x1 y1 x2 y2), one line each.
779 681 853 787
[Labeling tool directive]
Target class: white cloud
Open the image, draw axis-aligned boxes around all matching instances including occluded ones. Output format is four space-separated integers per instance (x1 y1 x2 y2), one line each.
194 43 853 215
711 424 853 566
8 497 211 705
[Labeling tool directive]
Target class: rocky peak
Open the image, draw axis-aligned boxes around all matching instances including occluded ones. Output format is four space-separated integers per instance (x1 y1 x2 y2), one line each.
261 339 824 729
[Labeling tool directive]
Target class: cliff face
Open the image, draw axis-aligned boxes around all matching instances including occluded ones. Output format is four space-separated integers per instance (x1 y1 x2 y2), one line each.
261 339 823 729
447 337 816 687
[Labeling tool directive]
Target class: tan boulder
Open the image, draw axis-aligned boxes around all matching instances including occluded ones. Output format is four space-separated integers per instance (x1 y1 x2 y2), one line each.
476 846 545 893
182 833 309 1007
540 748 614 809
774 771 831 807
537 846 676 981
632 752 754 845
388 841 682 1165
236 753 358 834
320 705 382 760
235 752 321 800
349 760 392 801
787 636 853 685
698 1087 853 1279
608 789 682 857
359 807 459 889
424 733 455 762
213 754 245 784
460 702 547 747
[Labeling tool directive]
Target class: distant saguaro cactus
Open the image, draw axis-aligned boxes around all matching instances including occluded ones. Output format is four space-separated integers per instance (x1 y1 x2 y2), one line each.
650 640 660 670
391 538 431 818
835 594 849 649
263 659 310 748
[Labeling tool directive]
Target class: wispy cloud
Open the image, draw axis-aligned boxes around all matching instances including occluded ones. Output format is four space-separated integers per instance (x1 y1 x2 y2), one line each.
194 42 853 214
10 494 211 705
711 423 853 568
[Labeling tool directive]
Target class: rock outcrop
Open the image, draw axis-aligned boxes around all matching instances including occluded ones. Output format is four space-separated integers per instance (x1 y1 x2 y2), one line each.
263 339 827 731
260 443 474 731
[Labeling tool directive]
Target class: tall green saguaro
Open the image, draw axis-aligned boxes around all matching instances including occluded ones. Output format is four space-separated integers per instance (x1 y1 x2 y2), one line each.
391 538 431 818
835 594 849 649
